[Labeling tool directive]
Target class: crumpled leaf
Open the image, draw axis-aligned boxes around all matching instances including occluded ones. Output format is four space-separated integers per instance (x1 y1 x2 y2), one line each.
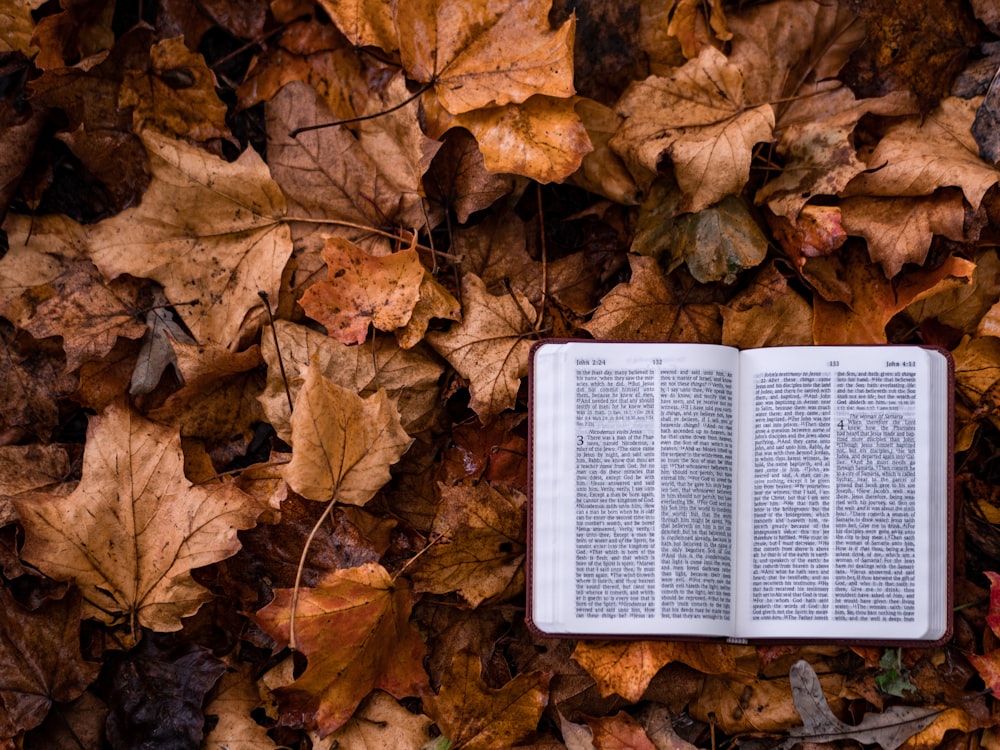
299 238 424 345
776 660 939 750
424 646 551 750
583 255 723 342
767 204 849 267
611 46 775 213
410 482 526 607
253 562 429 736
0 586 98 742
13 399 266 635
104 633 226 750
282 362 413 504
424 128 517 223
426 273 535 422
721 262 813 348
397 0 576 115
86 130 292 350
668 195 769 283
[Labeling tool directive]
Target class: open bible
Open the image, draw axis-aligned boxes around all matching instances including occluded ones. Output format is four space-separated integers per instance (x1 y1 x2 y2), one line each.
529 342 953 643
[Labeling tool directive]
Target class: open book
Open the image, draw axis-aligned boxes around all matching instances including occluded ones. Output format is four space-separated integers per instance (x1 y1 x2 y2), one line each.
529 342 953 643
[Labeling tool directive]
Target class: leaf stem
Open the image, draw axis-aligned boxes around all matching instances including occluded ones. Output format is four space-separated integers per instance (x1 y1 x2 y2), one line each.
289 82 434 138
289 493 339 651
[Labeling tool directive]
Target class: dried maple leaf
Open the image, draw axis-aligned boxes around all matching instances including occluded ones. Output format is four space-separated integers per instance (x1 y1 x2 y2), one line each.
259 320 443 440
282 362 413 504
312 691 434 750
13 399 266 635
841 97 1000 210
426 273 535 422
583 255 722 342
202 662 277 750
411 482 526 607
86 131 292 350
253 562 429 736
299 238 424 345
397 0 576 116
0 331 78 440
1 1 38 55
317 0 397 51
611 46 775 213
0 587 98 742
587 711 657 750
424 646 550 750
667 195 769 284
721 262 813 348
572 640 738 702
424 129 517 223
908 249 1000 335
13 260 147 372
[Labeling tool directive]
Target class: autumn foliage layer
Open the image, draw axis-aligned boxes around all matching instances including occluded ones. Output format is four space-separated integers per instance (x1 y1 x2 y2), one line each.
6 0 1000 748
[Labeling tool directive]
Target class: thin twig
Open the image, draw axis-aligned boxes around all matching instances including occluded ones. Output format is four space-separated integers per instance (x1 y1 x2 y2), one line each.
258 291 294 414
290 83 433 138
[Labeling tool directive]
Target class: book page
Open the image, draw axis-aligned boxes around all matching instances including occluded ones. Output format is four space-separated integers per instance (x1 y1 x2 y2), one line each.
734 347 942 640
530 342 739 637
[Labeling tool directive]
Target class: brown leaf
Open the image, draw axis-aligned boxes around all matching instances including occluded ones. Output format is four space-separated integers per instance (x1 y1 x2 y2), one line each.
312 691 434 750
13 399 265 634
253 562 429 736
258 320 443 439
317 0 397 52
424 128 517 223
611 46 775 213
411 482 526 607
455 95 593 184
841 97 1000 210
14 260 147 372
396 270 463 349
583 255 723 342
202 662 277 750
767 204 849 267
721 262 813 348
397 0 575 115
299 238 424 345
0 444 70 498
587 711 657 750
86 131 292 350
909 249 1000 335
0 331 78 440
572 640 738 702
568 98 642 205
0 587 98 741
426 273 535 422
1 2 38 55
668 196 769 284
282 362 413 504
119 37 233 146
424 646 551 750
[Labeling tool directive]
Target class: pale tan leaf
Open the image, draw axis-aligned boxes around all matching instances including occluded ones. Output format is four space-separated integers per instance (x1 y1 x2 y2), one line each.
317 0 397 51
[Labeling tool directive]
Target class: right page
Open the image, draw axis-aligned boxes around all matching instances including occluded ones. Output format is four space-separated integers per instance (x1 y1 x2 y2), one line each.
734 346 949 642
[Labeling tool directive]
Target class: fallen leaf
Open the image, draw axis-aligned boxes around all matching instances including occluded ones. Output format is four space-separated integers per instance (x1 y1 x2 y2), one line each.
454 95 593 184
841 97 1000 210
426 273 535 422
586 711 656 750
424 128 517 223
777 659 939 750
86 130 292 350
129 298 196 396
317 0 397 52
396 270 463 349
611 46 775 213
411 482 526 607
424 646 551 750
572 640 738 702
281 362 413 504
13 399 265 634
668 195 769 284
0 444 70 497
0 331 78 440
583 255 723 342
568 97 642 205
312 691 434 750
104 633 226 750
253 562 429 736
721 262 813 348
299 238 424 345
767 204 849 267
397 0 576 115
202 662 278 750
1 0 38 55
0 587 98 742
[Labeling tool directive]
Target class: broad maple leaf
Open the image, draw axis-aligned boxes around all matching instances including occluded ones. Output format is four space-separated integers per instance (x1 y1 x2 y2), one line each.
13 399 266 635
396 0 575 116
0 587 98 742
411 482 526 607
282 362 413 504
583 255 722 342
611 46 775 213
85 130 292 350
253 562 429 736
426 273 535 422
424 646 551 750
299 238 424 345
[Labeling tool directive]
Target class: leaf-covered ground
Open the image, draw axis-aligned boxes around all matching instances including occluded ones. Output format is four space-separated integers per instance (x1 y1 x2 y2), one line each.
4 0 1000 748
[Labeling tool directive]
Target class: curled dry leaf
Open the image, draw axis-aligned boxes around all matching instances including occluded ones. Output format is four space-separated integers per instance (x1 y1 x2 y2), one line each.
426 273 535 422
411 482 526 607
282 362 413 504
253 562 429 736
611 46 775 213
299 238 425 345
13 399 266 635
424 646 551 750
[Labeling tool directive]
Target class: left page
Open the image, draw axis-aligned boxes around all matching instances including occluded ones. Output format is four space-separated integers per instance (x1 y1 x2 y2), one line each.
529 341 739 637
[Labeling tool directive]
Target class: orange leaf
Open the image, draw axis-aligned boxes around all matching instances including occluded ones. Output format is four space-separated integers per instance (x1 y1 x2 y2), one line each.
299 238 424 345
587 711 657 750
253 562 429 736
